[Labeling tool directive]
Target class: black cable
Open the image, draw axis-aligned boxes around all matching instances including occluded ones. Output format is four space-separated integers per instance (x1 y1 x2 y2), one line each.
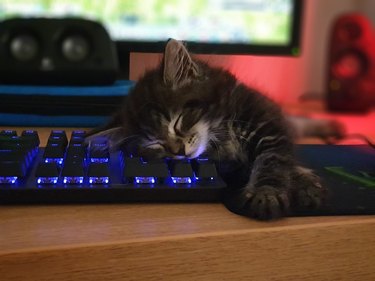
323 134 375 149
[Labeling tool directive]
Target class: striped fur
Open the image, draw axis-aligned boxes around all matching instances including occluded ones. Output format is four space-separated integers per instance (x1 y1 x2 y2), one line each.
95 39 328 220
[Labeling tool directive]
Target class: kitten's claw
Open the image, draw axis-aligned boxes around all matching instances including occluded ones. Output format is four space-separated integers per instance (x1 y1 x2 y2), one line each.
223 186 290 220
292 167 328 210
245 186 290 220
296 187 323 209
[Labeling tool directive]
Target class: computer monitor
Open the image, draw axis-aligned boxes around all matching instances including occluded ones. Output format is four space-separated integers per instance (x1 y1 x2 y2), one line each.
0 0 304 77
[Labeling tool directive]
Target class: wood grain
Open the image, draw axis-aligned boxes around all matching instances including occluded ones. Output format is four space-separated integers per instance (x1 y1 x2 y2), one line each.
1 116 375 280
1 214 374 281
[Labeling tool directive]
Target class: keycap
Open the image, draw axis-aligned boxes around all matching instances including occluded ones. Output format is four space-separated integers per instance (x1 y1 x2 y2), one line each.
65 144 86 160
169 159 195 184
88 138 109 163
35 162 60 184
70 130 86 145
0 136 35 150
192 158 218 180
48 135 68 147
123 157 169 184
0 161 26 177
61 162 85 184
0 130 17 137
89 149 109 162
51 130 68 143
123 157 143 181
21 130 40 147
69 136 85 145
0 150 26 162
43 143 66 164
71 130 86 138
88 163 110 184
142 159 170 178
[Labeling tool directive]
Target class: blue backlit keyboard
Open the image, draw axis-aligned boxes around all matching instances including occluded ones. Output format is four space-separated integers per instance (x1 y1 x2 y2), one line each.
1 129 375 217
0 129 225 203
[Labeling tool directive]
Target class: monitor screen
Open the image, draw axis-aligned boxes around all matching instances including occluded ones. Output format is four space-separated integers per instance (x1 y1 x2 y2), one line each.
0 0 303 56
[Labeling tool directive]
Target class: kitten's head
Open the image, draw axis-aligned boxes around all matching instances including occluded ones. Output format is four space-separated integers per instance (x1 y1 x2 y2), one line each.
106 39 236 159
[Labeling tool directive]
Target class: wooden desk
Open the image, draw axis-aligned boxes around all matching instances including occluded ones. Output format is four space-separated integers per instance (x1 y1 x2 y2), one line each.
1 125 375 281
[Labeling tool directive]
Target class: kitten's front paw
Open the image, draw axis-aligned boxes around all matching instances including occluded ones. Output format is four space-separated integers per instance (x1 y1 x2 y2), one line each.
224 186 290 220
295 185 325 210
246 186 290 220
292 167 328 210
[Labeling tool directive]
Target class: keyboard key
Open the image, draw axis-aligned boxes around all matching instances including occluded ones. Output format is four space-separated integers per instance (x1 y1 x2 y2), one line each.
43 143 66 164
88 139 109 162
0 161 26 177
21 130 40 147
35 162 60 184
142 159 169 178
61 162 85 184
0 130 17 137
123 157 169 184
65 144 86 162
35 162 60 177
169 160 194 184
71 130 86 138
123 157 143 178
0 136 35 151
89 149 109 163
88 163 110 184
70 136 85 145
192 158 218 180
51 130 68 141
0 150 26 162
69 130 87 145
0 176 18 184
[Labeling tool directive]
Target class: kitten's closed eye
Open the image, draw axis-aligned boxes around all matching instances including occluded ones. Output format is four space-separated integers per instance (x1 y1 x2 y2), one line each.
184 99 205 109
144 142 164 150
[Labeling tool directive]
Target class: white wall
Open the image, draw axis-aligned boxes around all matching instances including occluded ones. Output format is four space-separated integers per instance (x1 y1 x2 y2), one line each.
129 0 374 104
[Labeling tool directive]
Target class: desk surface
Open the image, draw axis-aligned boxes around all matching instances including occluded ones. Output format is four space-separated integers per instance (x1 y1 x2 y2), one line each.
1 116 375 281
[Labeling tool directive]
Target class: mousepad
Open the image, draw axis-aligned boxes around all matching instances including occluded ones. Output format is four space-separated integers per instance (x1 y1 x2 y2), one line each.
295 144 375 216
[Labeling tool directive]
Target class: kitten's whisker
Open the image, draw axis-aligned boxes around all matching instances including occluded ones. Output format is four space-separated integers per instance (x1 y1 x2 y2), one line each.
137 100 168 116
109 134 141 150
209 137 222 165
211 129 254 146
143 142 163 148
221 119 250 125
86 126 123 140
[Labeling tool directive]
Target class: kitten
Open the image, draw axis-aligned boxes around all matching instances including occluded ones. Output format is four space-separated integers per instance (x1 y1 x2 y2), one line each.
90 39 341 220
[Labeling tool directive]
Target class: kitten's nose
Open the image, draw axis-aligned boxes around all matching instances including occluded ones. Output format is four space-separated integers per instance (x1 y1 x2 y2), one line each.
175 146 185 156
168 145 185 156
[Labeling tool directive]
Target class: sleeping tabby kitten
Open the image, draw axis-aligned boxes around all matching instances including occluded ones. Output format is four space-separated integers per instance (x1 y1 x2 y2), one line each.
90 39 342 220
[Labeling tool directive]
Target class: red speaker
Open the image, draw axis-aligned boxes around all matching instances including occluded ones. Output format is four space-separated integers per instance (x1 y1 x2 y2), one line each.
326 13 375 112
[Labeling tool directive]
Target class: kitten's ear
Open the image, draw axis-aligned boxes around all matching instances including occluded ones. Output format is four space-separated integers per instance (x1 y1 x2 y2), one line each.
163 39 200 89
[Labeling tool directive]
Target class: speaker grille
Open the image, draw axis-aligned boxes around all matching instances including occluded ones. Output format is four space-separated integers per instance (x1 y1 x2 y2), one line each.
0 18 118 86
326 13 375 112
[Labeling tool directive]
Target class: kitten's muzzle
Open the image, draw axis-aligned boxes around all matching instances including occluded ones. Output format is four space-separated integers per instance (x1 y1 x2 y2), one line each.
166 143 186 157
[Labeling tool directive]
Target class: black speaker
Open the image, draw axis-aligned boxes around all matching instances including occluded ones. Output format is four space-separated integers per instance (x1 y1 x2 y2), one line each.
326 13 375 112
0 18 119 85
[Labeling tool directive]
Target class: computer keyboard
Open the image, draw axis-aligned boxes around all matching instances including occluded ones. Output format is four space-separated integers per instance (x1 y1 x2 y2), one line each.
1 129 374 217
0 129 225 203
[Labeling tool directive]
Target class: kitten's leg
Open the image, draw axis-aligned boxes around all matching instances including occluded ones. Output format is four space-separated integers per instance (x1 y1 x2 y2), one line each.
287 116 345 140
